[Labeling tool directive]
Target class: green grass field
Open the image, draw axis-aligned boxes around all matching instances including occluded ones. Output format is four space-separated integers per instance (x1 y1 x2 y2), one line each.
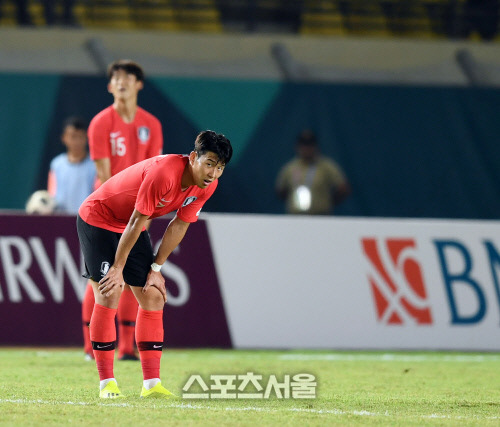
1 348 499 426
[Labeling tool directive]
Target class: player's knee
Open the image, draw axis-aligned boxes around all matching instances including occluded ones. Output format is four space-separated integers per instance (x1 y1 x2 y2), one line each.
142 287 165 310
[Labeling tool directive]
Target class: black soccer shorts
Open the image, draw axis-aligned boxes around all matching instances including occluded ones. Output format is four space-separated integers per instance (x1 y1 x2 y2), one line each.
76 215 154 287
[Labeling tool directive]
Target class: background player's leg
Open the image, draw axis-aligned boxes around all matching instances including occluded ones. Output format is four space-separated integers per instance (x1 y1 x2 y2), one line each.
81 281 95 360
117 284 139 360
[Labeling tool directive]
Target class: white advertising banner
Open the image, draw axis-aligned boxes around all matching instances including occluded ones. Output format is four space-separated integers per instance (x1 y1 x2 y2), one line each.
206 214 500 351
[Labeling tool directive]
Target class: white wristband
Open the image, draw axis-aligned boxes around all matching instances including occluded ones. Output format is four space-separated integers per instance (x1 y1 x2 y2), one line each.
151 262 162 272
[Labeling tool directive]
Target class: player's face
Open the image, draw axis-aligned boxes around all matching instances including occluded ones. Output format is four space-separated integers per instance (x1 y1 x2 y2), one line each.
107 70 143 101
190 151 225 189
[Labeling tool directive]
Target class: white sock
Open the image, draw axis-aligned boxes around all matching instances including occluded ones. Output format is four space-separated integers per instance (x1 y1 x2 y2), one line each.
100 378 116 391
143 378 161 390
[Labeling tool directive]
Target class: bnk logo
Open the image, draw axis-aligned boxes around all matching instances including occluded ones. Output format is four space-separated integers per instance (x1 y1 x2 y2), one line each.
361 238 432 325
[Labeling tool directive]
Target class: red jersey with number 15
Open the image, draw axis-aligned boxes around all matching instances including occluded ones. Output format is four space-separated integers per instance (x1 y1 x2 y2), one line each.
88 105 163 177
78 155 218 233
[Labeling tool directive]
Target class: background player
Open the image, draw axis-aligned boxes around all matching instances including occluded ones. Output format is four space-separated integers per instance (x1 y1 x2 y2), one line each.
82 60 163 361
77 130 232 398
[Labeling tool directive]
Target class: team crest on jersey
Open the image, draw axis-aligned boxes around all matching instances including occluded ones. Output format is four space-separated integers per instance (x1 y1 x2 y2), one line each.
138 126 150 143
182 196 197 207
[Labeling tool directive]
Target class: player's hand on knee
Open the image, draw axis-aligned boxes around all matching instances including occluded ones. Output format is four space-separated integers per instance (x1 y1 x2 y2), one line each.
98 266 125 297
143 271 167 304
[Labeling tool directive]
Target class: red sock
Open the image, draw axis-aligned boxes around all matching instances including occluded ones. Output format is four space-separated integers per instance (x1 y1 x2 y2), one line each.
90 304 117 380
82 282 95 356
117 288 139 357
136 307 164 380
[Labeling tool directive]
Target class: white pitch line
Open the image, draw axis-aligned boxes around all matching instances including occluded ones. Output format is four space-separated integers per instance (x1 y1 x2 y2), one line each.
1 398 499 421
23 350 500 363
279 353 500 362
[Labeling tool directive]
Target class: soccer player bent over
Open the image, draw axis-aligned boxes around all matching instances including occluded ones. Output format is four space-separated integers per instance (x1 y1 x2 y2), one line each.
76 131 232 398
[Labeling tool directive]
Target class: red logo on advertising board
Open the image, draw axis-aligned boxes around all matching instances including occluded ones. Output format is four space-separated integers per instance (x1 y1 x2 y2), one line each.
361 238 432 325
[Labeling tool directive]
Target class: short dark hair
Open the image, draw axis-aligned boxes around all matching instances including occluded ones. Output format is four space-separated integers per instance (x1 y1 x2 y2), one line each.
296 129 317 146
62 116 87 132
194 130 233 165
107 59 145 82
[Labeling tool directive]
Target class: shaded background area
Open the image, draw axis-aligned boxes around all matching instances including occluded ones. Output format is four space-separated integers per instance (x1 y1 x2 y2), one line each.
1 73 499 219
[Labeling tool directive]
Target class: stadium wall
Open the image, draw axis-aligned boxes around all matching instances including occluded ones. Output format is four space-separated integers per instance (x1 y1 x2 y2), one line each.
1 27 500 85
1 73 500 220
1 212 499 351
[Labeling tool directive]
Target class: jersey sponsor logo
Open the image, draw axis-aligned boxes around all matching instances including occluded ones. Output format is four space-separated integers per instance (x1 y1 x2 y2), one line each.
138 126 150 143
100 261 110 276
361 238 433 325
182 196 197 207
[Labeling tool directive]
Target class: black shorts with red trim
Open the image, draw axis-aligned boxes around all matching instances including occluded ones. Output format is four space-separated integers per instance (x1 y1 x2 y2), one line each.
76 215 154 287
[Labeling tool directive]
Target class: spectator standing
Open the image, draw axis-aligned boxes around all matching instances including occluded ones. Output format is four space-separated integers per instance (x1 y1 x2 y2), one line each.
275 129 351 215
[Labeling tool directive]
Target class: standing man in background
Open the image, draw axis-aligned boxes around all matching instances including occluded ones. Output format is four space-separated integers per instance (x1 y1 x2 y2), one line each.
82 59 163 361
275 129 351 215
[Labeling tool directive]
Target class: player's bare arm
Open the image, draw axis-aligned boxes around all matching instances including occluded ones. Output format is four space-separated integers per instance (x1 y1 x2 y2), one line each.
142 216 190 303
98 209 149 297
94 157 112 184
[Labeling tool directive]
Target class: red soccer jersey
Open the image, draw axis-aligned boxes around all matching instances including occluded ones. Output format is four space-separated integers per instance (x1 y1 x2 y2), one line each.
78 155 218 232
88 105 163 177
